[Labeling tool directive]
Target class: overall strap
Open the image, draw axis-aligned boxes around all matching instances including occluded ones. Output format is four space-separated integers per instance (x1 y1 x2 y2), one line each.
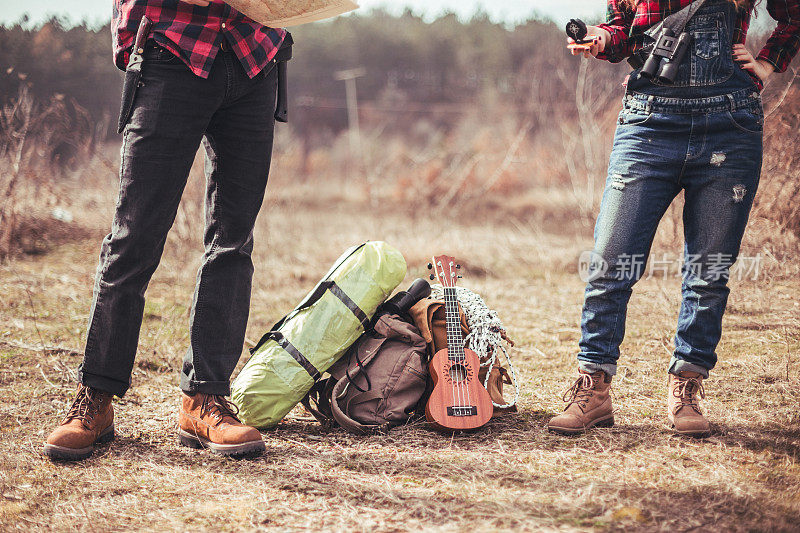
646 0 710 40
629 0 710 69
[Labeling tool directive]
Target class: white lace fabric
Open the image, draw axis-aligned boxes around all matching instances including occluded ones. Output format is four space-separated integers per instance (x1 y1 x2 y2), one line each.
429 285 520 409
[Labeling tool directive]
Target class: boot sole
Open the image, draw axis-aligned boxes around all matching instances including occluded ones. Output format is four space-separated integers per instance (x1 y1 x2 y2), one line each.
178 429 265 457
43 424 115 461
669 423 711 438
548 415 615 435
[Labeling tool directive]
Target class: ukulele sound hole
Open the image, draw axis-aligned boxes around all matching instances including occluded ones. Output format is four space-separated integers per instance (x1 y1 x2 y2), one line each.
448 364 468 383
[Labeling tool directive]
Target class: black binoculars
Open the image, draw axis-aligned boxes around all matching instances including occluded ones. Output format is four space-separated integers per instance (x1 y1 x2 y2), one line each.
639 28 691 84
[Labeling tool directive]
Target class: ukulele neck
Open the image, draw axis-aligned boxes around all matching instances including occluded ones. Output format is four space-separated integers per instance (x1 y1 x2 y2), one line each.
443 286 464 362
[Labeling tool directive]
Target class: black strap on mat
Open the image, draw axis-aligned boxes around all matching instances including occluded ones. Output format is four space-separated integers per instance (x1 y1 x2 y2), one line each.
249 280 370 380
269 331 321 381
325 281 370 328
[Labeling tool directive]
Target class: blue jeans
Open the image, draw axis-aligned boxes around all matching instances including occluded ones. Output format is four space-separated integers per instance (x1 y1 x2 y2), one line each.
578 0 764 379
577 88 763 378
78 44 278 397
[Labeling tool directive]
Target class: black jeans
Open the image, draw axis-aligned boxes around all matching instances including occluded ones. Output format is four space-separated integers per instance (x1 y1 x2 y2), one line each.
78 45 278 397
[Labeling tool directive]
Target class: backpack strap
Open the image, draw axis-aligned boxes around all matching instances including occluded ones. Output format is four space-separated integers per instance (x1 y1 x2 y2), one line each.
326 317 403 433
329 378 388 434
337 328 392 390
299 321 390 427
301 378 335 426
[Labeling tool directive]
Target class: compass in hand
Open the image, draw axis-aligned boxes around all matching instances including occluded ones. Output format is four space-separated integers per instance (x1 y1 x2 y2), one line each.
566 18 599 51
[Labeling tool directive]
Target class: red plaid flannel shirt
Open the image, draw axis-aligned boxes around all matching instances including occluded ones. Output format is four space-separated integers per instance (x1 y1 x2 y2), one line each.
597 0 800 74
113 0 286 79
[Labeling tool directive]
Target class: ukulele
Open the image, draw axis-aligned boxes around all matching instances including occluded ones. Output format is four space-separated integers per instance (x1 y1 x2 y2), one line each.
425 255 493 431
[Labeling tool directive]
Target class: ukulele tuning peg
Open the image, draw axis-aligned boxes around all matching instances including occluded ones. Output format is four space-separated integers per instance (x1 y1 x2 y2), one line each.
456 264 461 269
427 263 433 270
457 275 462 279
429 274 435 281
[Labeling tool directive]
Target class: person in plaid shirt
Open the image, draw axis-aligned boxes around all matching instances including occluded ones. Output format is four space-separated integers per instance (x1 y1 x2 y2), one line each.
548 0 800 438
45 0 289 461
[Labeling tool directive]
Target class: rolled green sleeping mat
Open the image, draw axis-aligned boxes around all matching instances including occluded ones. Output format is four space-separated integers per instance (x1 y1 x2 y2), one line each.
231 242 407 428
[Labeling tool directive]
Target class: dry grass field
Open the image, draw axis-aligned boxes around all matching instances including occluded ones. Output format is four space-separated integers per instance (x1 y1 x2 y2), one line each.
1 151 800 532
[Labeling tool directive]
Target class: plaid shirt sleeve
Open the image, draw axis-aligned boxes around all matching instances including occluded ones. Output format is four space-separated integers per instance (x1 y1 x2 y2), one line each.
757 0 800 73
596 0 637 63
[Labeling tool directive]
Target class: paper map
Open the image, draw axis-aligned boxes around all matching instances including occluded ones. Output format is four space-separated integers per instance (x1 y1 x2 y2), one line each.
226 0 360 28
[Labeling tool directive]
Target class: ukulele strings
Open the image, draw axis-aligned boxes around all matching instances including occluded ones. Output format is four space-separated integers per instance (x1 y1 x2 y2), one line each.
452 269 472 412
443 272 460 411
445 272 468 412
445 282 460 411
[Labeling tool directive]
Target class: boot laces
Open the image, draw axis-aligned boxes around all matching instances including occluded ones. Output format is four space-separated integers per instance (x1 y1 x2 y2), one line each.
65 386 105 426
201 395 241 426
562 373 597 412
672 376 705 414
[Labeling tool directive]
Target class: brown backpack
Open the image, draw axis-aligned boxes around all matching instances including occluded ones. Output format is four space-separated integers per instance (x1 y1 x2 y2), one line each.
301 313 429 434
409 298 517 415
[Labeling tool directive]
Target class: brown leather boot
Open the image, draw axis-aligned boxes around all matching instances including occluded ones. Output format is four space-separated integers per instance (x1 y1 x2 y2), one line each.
547 370 614 435
44 385 115 461
178 393 265 456
668 371 711 437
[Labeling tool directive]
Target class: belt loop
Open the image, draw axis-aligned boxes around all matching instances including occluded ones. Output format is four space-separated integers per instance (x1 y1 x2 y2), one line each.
725 93 736 111
646 95 654 114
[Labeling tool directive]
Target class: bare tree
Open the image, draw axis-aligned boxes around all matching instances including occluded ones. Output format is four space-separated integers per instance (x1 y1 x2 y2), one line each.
0 86 34 259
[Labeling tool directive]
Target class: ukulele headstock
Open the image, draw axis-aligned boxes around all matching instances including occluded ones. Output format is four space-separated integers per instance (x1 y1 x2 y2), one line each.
430 255 461 288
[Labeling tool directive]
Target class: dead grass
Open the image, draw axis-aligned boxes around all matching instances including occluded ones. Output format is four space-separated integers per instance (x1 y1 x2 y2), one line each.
1 161 800 532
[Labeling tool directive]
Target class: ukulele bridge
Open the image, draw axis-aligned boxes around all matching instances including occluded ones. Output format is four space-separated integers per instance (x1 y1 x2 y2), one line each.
447 406 478 417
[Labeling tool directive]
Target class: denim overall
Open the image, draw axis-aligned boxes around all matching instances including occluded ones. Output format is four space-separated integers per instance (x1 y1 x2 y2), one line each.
578 0 763 378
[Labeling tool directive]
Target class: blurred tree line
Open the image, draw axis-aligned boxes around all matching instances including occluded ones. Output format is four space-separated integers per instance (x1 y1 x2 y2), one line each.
0 11 588 147
0 17 121 138
1 10 797 249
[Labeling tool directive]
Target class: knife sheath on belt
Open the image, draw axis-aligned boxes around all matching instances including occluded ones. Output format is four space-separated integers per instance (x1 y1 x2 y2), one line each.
117 16 153 133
